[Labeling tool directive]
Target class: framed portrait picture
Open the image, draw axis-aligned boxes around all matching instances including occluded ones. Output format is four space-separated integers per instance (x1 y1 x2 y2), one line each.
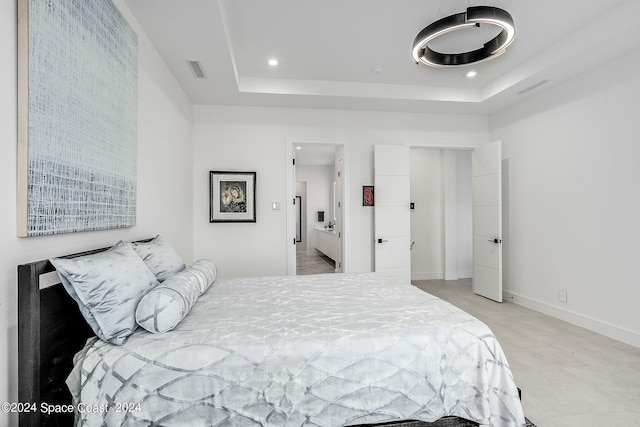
210 171 256 223
363 185 374 206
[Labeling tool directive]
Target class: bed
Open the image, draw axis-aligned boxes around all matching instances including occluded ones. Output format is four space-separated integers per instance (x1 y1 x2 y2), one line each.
18 238 526 427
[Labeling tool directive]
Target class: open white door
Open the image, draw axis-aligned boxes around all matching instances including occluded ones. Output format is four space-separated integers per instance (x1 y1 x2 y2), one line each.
472 141 502 302
374 145 411 282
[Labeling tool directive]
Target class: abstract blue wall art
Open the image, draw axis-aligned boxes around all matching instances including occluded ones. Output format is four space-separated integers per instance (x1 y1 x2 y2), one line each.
18 0 138 236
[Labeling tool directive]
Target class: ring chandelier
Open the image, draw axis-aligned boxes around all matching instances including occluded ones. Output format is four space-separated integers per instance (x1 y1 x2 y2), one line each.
412 6 515 68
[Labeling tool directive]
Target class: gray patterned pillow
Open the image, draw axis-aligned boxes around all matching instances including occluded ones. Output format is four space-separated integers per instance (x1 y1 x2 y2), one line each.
131 235 185 282
135 259 217 333
51 241 159 345
189 258 217 294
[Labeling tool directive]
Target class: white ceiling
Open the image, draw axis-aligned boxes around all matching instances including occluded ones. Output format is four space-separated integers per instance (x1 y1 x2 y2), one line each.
294 144 337 167
124 0 640 115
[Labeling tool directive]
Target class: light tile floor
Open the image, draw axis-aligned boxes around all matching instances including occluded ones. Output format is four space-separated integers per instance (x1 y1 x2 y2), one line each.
296 245 335 275
413 279 640 427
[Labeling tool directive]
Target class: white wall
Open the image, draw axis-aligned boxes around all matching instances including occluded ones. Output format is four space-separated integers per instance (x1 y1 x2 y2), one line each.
193 105 488 277
296 165 334 251
0 1 194 425
410 149 444 279
490 48 640 347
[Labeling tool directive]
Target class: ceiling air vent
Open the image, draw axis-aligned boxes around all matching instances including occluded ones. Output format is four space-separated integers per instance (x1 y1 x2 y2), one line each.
518 79 550 95
187 60 207 79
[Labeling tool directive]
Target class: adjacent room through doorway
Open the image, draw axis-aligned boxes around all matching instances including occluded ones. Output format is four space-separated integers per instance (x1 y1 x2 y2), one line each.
292 143 344 275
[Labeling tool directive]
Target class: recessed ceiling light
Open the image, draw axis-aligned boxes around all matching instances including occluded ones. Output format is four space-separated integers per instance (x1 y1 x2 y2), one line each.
466 70 478 78
268 58 279 66
296 146 302 150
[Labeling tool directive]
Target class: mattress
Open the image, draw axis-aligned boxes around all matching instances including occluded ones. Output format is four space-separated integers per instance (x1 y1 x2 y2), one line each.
67 272 526 426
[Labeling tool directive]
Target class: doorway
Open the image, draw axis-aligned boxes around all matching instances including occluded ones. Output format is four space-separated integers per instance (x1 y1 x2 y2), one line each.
409 148 473 281
294 180 334 274
287 141 347 275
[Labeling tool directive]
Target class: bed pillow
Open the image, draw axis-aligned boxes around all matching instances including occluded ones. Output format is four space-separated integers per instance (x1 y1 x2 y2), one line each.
51 241 159 345
131 235 185 282
135 259 217 333
189 258 217 294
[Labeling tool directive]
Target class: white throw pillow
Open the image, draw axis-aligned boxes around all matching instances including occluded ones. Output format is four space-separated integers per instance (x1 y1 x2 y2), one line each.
135 259 217 333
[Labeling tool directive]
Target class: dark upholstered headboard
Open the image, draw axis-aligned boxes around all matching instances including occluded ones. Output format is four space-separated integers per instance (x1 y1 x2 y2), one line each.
17 238 153 427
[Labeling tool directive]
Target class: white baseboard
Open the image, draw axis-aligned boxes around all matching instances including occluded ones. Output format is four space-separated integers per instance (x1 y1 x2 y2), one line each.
458 270 472 279
503 290 640 349
444 272 458 280
412 271 473 281
411 272 443 281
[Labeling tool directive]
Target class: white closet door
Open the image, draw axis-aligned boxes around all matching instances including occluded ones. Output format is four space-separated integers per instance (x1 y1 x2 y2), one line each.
472 140 502 302
374 144 411 282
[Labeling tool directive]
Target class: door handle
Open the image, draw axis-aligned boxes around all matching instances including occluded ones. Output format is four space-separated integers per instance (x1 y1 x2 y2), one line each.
488 238 502 244
377 238 389 244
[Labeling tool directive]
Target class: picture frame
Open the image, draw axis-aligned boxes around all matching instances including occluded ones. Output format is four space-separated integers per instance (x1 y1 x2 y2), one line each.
210 171 256 223
17 0 138 237
363 185 374 206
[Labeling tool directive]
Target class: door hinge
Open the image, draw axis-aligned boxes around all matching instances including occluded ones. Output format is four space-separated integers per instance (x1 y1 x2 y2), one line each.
293 238 296 245
292 158 296 165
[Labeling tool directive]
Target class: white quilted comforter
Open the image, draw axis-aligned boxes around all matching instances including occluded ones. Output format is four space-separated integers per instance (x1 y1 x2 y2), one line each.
68 273 525 426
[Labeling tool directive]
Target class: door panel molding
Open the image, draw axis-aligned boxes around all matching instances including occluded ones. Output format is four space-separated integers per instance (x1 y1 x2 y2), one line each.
472 140 502 302
374 144 411 282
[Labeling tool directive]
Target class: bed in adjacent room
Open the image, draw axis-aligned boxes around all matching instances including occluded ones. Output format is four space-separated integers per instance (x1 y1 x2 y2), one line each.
18 237 526 427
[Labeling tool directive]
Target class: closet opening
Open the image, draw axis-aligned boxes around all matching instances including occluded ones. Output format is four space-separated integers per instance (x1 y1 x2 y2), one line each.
410 148 473 282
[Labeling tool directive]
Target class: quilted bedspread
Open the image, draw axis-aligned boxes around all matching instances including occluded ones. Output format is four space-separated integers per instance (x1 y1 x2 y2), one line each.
67 273 525 426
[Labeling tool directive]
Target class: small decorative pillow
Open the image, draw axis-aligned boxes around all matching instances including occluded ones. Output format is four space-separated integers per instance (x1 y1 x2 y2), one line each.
131 235 185 282
51 241 159 345
135 259 217 333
